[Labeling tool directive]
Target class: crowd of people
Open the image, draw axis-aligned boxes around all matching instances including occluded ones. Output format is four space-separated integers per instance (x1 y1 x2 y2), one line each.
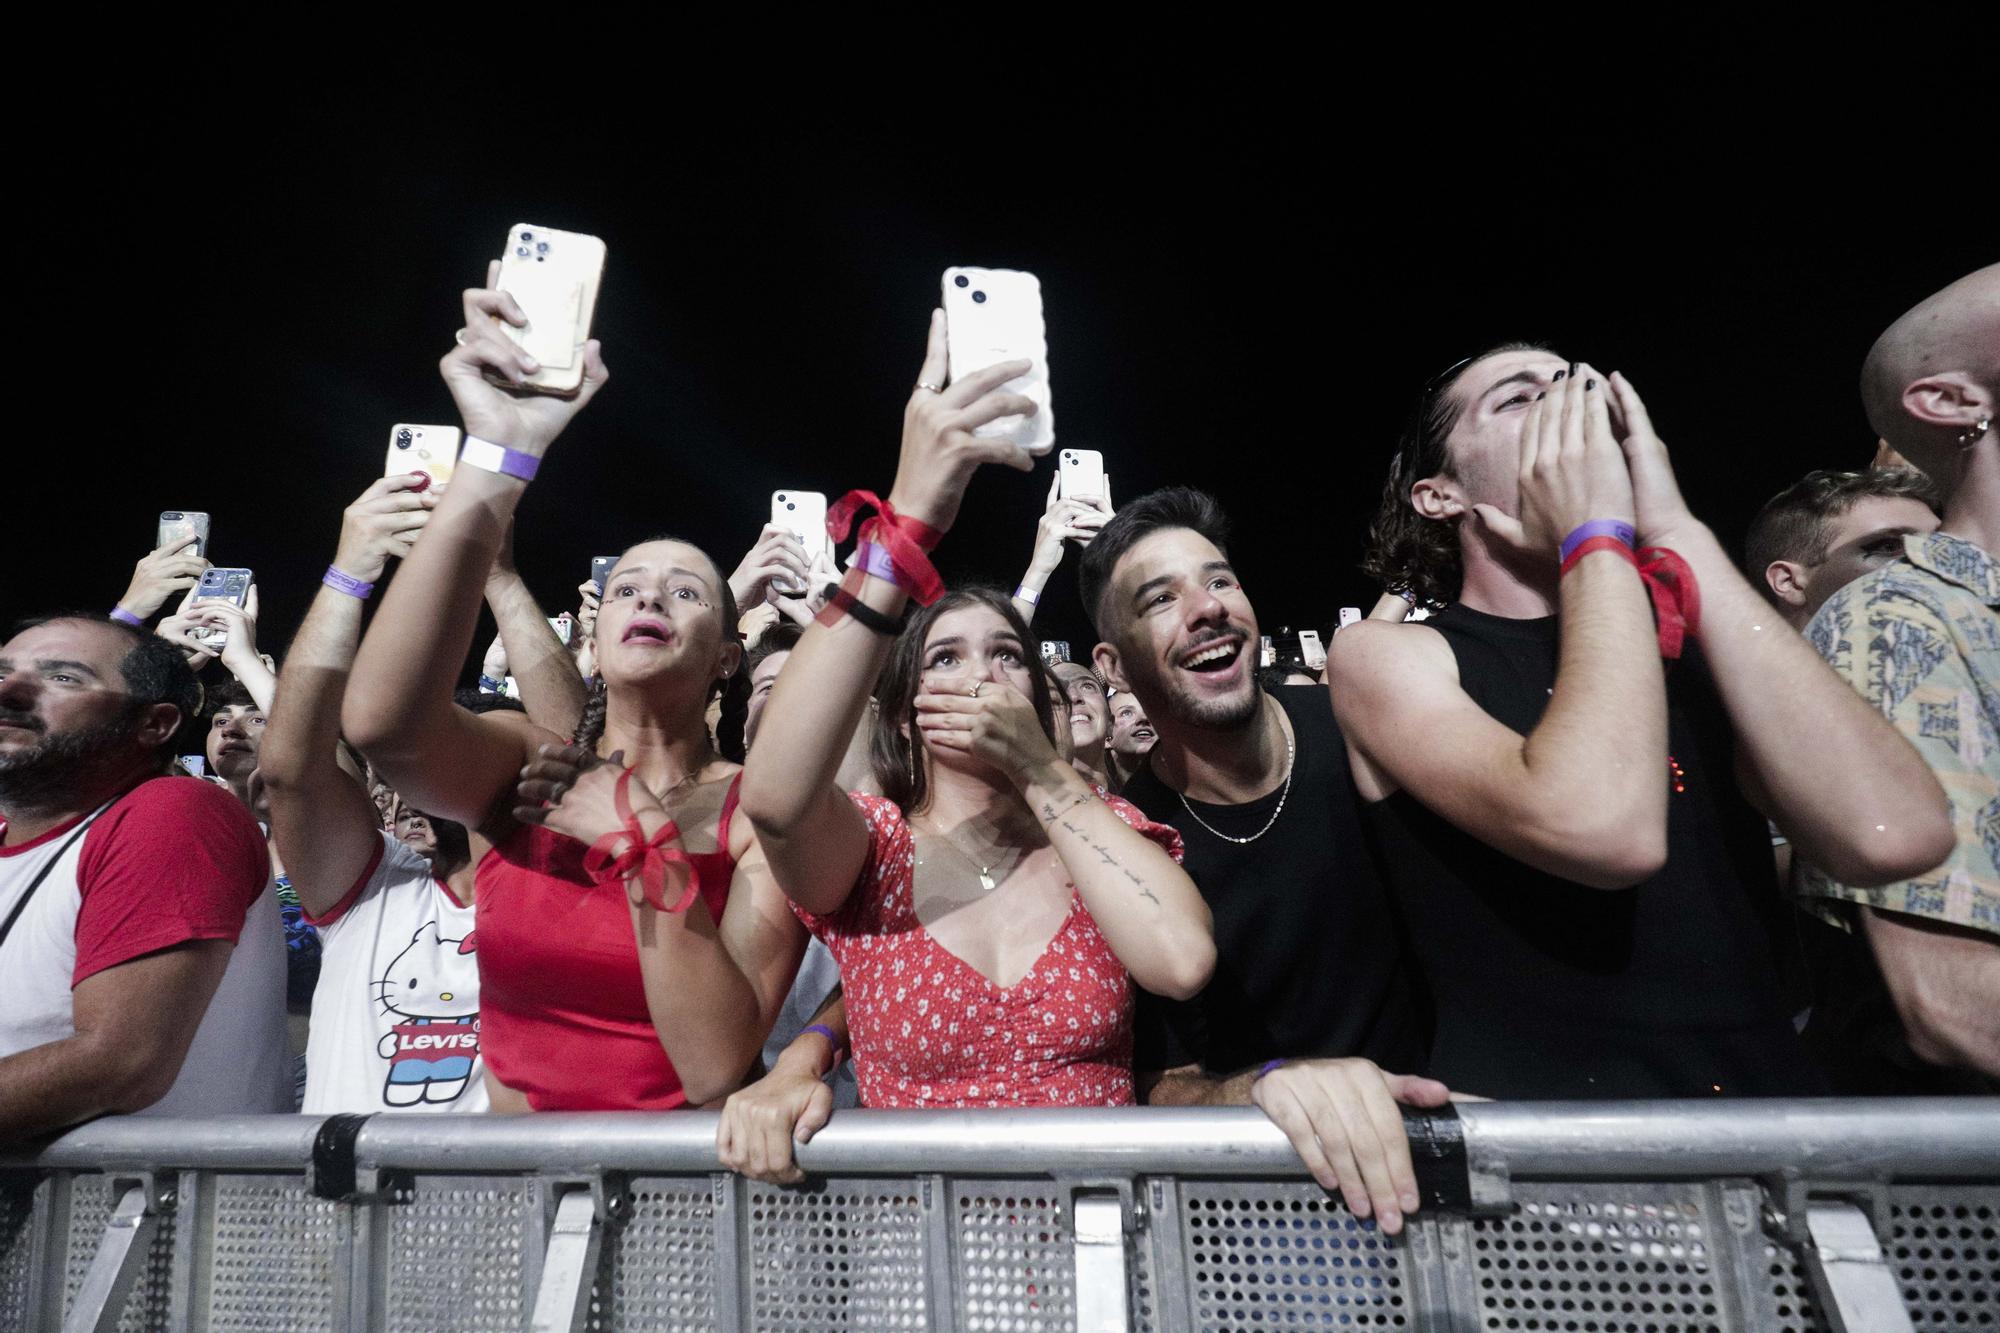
1 256 1993 1238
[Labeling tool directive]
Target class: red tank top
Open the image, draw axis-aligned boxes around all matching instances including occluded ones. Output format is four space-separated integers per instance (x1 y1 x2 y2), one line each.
475 775 741 1110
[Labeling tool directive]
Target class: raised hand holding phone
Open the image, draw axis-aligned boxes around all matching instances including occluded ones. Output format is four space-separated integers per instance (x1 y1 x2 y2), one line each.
441 259 610 460
942 267 1054 455
119 531 211 621
887 310 1037 535
335 472 441 586
729 523 812 613
156 587 226 668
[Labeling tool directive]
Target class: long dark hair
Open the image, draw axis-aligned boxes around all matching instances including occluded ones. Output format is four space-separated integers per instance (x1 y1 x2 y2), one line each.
869 587 1057 814
1362 342 1553 608
573 536 748 761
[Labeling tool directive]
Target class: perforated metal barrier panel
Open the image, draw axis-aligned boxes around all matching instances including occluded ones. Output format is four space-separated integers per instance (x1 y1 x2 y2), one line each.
2 1105 1995 1331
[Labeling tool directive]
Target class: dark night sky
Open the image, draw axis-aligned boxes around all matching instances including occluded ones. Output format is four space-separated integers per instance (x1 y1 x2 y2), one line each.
13 78 1994 670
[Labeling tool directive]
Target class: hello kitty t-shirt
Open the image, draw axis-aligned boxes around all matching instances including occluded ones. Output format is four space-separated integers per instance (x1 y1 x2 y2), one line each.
301 832 487 1114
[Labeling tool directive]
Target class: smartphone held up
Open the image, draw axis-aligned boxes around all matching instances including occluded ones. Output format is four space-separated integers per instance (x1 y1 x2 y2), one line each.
385 424 461 491
157 511 210 558
191 567 253 650
490 224 607 396
942 266 1054 455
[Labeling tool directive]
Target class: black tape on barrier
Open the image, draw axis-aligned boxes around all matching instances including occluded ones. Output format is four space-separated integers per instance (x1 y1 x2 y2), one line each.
309 1114 372 1201
1401 1105 1474 1211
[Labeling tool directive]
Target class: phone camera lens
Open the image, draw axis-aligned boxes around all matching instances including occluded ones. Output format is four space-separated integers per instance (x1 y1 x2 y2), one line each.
395 429 413 449
954 274 970 288
516 246 531 258
521 231 533 241
536 241 550 253
786 502 796 511
972 291 987 304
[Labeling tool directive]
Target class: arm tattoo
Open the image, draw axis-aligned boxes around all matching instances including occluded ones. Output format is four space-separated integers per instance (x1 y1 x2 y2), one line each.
1055 816 1162 908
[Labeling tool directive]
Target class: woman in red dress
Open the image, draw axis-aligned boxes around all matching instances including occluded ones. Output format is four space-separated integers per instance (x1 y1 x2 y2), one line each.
724 312 1215 1171
344 270 811 1111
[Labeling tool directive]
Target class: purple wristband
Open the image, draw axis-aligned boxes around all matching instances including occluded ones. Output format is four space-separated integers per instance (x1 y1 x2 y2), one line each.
322 565 376 600
1559 519 1636 563
802 1023 847 1057
1255 1059 1286 1080
108 605 144 627
460 435 542 483
847 540 902 587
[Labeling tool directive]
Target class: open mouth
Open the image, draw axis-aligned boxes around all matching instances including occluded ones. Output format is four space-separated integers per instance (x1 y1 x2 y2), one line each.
1178 636 1244 674
1132 727 1157 743
622 617 674 646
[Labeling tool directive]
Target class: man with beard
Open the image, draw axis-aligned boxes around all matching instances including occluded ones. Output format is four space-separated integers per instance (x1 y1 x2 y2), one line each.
0 614 286 1143
1080 489 1441 1236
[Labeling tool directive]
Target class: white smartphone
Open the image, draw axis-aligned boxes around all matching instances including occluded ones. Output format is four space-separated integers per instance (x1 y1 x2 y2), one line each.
1296 629 1327 672
1058 448 1105 503
549 614 575 646
385 424 461 492
770 490 830 595
494 223 607 396
1337 606 1362 631
1039 640 1070 664
942 266 1055 456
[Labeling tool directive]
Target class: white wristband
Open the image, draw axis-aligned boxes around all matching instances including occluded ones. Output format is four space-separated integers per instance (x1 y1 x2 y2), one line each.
1015 583 1041 606
459 436 541 482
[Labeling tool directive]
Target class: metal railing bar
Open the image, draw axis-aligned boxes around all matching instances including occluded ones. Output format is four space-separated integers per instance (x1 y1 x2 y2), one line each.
5 1100 1996 1182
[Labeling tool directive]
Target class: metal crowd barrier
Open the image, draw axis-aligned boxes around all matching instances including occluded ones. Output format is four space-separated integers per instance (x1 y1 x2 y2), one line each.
2 1100 1995 1332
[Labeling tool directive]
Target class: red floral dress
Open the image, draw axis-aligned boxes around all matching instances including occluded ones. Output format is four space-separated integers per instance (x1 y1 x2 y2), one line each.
794 791 1184 1108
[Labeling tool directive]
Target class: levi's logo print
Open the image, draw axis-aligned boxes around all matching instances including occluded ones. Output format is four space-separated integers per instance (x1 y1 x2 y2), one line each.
373 922 480 1106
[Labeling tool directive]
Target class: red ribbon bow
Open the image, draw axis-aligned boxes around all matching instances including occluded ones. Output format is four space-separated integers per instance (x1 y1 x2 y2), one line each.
826 490 946 606
582 768 698 914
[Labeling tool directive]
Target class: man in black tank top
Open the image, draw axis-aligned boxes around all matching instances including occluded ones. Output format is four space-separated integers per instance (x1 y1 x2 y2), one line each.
1334 346 1954 1100
1079 488 1441 1237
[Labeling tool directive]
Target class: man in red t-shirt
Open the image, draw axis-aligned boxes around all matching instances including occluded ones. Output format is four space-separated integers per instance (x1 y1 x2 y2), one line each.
0 613 278 1144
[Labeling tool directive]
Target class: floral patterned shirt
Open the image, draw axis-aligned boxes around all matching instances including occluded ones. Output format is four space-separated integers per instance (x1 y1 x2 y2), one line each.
795 791 1184 1108
1798 530 2000 937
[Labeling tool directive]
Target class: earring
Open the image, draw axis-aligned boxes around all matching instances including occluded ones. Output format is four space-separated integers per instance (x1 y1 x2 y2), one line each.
1960 417 1993 448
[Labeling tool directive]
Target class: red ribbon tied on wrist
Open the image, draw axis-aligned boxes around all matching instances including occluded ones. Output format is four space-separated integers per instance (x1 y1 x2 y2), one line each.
582 768 698 914
1558 540 1703 660
1636 547 1701 661
826 490 946 606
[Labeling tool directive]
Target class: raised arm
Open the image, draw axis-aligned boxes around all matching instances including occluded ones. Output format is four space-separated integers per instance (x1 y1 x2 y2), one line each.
344 265 607 826
263 475 437 918
1607 373 1952 886
739 311 1035 914
1011 472 1111 624
1333 369 1670 889
484 521 588 739
202 585 278 715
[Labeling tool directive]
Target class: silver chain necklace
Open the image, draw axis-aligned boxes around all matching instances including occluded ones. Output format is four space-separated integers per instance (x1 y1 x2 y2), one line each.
1177 726 1296 845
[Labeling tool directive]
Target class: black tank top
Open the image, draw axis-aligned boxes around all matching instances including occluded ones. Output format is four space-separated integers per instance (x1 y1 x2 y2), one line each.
1359 604 1824 1099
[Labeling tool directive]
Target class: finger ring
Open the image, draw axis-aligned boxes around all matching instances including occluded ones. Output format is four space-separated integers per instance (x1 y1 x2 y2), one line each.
916 380 943 393
454 329 468 346
969 682 983 698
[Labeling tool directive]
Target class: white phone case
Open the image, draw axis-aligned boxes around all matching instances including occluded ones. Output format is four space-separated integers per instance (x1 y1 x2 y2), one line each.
771 490 830 594
385 424 461 491
942 266 1055 455
1058 448 1104 502
1296 630 1327 671
495 223 607 395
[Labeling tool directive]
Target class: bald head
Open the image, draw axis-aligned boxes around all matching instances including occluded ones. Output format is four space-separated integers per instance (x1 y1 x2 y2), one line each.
1861 263 2000 481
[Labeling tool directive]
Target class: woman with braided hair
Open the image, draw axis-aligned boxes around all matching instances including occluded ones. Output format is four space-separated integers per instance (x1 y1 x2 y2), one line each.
344 266 809 1111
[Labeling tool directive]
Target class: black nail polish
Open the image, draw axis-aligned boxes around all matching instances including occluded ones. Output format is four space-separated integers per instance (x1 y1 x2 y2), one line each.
1569 362 1578 374
1552 370 1567 381
1536 391 1546 400
1585 378 1596 390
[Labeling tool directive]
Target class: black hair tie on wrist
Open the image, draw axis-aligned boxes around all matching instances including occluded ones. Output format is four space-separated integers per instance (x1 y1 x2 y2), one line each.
822 583 902 637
